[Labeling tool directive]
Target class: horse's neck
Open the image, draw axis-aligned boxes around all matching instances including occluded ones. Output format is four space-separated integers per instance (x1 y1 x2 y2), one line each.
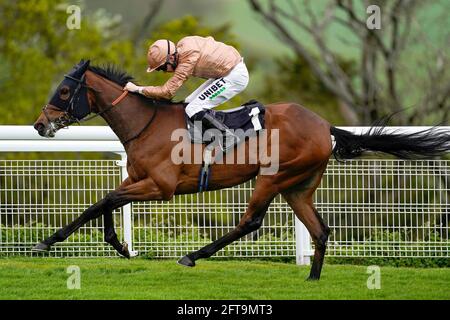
102 96 155 145
86 72 185 145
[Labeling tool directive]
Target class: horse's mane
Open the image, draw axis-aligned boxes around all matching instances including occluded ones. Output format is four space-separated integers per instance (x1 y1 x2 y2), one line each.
88 64 133 87
88 63 181 106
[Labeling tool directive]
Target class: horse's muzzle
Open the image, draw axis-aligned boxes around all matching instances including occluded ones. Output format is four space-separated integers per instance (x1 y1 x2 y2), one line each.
34 122 46 137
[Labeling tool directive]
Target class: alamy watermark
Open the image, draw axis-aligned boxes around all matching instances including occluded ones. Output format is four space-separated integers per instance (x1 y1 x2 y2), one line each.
170 127 280 175
67 265 81 289
66 5 81 30
366 265 381 289
366 5 381 30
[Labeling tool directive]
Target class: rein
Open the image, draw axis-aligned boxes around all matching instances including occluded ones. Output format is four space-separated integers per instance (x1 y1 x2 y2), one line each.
79 90 129 123
82 89 159 145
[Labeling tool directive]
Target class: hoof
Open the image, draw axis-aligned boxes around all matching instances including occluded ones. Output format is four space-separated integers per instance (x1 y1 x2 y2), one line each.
121 242 131 259
32 242 51 252
177 255 195 267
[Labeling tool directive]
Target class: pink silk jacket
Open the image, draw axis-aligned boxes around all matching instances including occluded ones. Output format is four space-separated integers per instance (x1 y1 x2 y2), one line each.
142 36 242 100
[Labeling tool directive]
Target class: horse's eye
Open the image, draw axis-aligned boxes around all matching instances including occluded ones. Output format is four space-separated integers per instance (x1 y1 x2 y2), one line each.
60 86 71 100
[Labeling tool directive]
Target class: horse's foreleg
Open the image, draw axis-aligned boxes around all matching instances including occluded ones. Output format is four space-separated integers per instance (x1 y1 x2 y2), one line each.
102 177 167 257
33 190 130 253
102 210 130 257
33 175 165 255
33 177 133 254
94 179 134 258
33 197 109 252
178 177 278 267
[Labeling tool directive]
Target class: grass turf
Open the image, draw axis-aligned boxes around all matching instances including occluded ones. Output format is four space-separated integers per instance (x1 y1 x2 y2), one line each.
0 258 449 300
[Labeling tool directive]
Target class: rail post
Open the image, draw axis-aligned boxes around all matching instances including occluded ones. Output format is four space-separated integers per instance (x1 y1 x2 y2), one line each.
116 152 138 257
295 217 313 265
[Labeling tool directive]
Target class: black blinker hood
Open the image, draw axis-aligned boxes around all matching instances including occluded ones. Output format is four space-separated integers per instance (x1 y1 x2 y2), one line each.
48 59 91 120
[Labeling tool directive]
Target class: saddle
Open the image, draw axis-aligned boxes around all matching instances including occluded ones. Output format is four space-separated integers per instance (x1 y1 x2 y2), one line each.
185 99 266 193
185 99 266 145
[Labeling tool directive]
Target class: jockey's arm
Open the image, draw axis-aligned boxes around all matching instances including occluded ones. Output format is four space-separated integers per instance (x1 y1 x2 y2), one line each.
126 50 200 100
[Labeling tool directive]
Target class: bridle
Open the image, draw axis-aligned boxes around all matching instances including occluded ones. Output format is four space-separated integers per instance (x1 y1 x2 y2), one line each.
43 72 158 145
42 74 90 132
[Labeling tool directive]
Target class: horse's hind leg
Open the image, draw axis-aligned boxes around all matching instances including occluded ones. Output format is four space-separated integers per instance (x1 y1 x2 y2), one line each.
282 168 330 280
178 176 278 267
284 194 330 280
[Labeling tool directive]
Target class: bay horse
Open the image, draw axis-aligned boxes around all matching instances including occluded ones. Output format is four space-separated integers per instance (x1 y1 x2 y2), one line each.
32 60 449 280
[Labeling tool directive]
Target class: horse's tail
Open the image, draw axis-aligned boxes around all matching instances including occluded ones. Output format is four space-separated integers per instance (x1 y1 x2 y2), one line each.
330 121 450 161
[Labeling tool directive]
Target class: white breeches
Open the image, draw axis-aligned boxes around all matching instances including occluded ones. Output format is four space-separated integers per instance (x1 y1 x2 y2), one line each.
184 60 249 118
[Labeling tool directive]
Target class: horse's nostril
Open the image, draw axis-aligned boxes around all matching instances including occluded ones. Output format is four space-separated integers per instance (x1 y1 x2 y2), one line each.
34 123 45 135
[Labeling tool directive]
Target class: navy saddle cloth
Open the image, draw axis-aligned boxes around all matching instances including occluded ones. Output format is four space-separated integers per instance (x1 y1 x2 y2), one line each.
186 99 266 144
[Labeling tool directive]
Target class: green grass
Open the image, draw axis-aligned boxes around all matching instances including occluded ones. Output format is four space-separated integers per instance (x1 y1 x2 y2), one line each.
0 258 449 300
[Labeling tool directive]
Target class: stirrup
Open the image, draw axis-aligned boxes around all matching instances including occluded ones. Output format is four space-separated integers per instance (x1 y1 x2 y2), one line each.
219 131 240 151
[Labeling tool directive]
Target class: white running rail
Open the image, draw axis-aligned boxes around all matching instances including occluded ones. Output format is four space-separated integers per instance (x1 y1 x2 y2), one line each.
0 126 449 263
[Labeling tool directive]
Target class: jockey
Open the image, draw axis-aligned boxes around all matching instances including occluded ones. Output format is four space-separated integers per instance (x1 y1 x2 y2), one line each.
124 36 249 150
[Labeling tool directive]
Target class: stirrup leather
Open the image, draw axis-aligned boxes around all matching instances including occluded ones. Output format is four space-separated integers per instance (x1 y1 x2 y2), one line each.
200 112 240 151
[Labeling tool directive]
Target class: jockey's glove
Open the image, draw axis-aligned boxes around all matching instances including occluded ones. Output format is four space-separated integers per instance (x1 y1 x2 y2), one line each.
124 82 145 95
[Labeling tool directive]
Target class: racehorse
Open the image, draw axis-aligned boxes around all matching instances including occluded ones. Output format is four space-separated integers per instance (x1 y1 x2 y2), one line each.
32 60 449 280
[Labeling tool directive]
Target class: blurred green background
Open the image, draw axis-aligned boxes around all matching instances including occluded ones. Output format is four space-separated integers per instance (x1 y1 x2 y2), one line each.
0 0 448 127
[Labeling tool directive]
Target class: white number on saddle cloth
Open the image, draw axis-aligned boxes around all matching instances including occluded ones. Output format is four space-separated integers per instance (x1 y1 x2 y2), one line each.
249 107 262 131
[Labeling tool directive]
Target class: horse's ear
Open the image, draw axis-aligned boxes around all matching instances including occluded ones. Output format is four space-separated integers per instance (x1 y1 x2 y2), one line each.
78 59 90 69
78 59 90 66
71 59 90 78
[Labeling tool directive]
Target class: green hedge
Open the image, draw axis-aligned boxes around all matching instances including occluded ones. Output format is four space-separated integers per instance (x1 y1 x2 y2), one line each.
326 228 450 267
1 223 448 267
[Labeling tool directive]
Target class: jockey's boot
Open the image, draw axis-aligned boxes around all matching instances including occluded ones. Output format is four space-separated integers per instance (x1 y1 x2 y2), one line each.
190 111 240 151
